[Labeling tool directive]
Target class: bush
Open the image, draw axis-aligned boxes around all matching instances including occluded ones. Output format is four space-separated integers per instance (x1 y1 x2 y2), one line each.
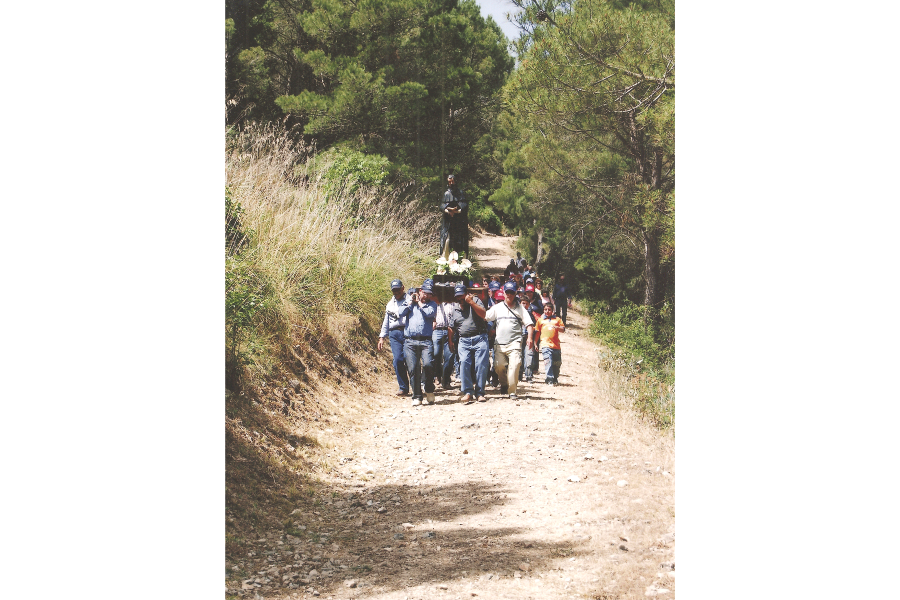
585 300 671 371
226 189 252 254
586 299 675 430
314 147 392 200
468 198 503 233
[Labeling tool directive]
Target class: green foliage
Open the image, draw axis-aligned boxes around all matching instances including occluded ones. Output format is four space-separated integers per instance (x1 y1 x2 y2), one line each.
489 173 531 225
572 239 644 307
273 0 513 178
499 0 675 310
467 195 502 233
225 258 270 330
283 522 306 538
315 147 392 200
226 0 319 123
584 295 674 427
226 253 276 388
226 189 253 254
584 299 673 375
225 18 236 48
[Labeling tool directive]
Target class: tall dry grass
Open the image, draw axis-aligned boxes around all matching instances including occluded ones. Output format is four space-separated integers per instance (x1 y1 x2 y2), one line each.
595 346 676 433
225 123 436 386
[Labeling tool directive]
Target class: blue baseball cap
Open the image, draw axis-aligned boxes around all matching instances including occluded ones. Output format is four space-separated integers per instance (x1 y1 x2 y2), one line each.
488 281 500 291
503 281 517 293
421 280 434 293
390 279 403 290
423 278 434 287
454 283 467 297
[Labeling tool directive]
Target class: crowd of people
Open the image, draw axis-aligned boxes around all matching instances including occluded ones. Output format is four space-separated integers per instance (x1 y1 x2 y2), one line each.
377 258 571 407
376 173 574 406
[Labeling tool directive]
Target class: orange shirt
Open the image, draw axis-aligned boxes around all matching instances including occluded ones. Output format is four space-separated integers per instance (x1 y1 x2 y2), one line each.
535 315 564 349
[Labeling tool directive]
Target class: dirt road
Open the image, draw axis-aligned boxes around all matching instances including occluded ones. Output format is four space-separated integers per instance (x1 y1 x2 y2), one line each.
228 232 675 600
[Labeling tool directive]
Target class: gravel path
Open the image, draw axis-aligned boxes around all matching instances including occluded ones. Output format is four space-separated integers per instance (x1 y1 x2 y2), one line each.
227 232 675 600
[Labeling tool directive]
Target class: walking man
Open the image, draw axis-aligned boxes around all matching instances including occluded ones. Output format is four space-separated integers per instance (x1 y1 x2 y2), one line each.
515 252 527 272
377 279 410 396
399 281 437 406
523 283 543 383
432 292 457 390
553 274 570 325
449 283 490 404
484 281 535 400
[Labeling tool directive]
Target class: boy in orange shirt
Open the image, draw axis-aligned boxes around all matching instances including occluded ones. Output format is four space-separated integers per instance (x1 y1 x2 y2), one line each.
535 302 565 386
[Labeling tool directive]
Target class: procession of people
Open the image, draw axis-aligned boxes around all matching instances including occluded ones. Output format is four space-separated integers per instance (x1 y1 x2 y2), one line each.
377 174 572 405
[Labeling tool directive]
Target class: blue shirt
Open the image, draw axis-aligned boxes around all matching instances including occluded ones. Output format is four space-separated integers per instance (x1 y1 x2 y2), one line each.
399 300 437 338
553 282 569 302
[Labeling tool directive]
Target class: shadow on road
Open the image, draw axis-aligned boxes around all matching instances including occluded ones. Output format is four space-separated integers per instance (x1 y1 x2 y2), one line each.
277 478 585 596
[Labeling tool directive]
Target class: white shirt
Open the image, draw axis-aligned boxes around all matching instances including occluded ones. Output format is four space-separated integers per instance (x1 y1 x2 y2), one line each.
484 300 534 345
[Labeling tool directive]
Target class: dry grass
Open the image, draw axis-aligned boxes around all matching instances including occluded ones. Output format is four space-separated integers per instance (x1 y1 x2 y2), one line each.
595 346 676 433
225 127 436 316
225 122 435 385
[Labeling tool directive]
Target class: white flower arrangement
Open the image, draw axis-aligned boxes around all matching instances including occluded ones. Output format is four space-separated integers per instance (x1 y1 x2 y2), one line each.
432 252 475 280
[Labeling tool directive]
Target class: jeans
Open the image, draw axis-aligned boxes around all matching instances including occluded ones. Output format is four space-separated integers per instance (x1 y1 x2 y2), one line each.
518 335 529 380
404 338 434 399
541 347 562 383
432 329 454 386
458 333 490 397
453 331 460 378
524 338 540 380
388 330 409 393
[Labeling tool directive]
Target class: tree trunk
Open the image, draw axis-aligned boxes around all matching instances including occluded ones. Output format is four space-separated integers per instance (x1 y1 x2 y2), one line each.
643 228 662 310
642 140 665 314
535 224 544 270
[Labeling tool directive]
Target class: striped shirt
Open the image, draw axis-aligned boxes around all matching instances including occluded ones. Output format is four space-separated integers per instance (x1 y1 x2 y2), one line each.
433 302 458 329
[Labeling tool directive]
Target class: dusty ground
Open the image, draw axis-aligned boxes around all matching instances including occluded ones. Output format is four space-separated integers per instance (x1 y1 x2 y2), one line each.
226 232 675 600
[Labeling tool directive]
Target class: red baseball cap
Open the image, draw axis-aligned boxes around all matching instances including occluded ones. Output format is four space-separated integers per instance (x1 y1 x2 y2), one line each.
525 283 535 292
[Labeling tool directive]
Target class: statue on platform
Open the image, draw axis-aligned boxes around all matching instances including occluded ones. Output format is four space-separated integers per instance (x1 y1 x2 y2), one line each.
439 174 468 258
